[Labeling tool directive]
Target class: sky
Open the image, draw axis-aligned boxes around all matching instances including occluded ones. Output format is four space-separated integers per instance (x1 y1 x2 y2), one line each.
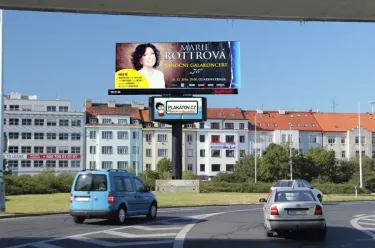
3 10 375 113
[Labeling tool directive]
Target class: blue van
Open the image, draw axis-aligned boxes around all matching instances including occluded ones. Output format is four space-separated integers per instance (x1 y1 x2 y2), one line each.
69 169 158 224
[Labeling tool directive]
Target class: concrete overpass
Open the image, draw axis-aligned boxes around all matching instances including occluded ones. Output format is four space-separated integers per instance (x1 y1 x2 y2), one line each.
0 0 374 22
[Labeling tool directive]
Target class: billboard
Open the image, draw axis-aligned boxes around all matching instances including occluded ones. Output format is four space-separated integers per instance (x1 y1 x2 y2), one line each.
149 97 207 122
111 41 240 95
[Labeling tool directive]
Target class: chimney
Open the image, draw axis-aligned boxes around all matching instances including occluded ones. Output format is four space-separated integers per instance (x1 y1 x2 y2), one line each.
108 100 116 108
85 99 92 108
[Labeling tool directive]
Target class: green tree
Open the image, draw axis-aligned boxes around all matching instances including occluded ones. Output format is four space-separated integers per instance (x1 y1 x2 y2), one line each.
231 155 255 182
258 143 291 182
182 170 197 179
304 147 336 183
292 154 317 181
156 158 172 173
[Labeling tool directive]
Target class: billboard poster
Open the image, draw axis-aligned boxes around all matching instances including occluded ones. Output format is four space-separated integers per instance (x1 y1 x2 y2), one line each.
149 97 207 122
114 41 240 95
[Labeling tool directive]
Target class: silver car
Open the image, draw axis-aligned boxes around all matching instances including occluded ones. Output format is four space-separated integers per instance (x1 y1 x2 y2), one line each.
270 179 323 202
260 187 327 240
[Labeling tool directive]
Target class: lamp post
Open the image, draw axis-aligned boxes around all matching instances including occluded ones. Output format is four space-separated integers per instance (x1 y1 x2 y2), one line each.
289 123 293 180
135 122 139 176
369 101 374 114
254 112 257 183
358 103 363 188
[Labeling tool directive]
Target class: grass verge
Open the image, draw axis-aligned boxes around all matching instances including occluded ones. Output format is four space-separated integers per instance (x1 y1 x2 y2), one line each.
1 192 374 216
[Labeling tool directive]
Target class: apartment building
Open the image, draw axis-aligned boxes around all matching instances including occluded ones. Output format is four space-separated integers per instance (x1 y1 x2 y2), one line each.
245 110 323 156
195 108 249 180
313 112 375 159
141 109 197 173
85 100 143 173
3 92 85 175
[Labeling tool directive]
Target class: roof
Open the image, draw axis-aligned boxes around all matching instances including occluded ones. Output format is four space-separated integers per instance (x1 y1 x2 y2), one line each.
140 109 150 122
243 110 322 132
207 108 245 120
313 112 375 132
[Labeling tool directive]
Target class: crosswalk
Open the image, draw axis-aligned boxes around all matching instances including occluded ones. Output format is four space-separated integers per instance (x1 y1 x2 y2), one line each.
7 216 197 248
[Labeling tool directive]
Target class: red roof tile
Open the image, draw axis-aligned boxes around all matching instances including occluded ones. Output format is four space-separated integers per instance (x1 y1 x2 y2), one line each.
207 108 245 120
313 112 375 132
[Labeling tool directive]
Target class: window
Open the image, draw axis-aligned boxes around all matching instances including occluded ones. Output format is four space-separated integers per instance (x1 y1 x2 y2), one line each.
71 161 80 168
200 149 205 157
47 133 56 140
47 147 56 153
59 147 69 153
239 123 245 129
341 151 346 158
133 131 139 139
199 135 205 142
146 134 152 142
341 137 346 144
22 132 32 139
8 160 18 168
134 178 145 192
211 135 220 143
71 120 81 126
34 133 44 140
102 118 112 124
59 133 69 140
59 106 68 112
46 160 56 167
9 105 19 111
21 146 31 153
117 146 128 155
118 161 128 169
102 146 113 154
71 133 81 140
8 132 19 139
47 106 56 112
34 160 44 168
146 149 152 157
211 150 220 157
47 119 57 126
211 164 220 171
89 131 96 139
240 150 246 157
226 164 234 171
74 174 108 191
200 164 205 172
199 122 205 129
9 118 19 125
90 146 96 154
102 161 113 169
118 119 128 124
187 149 193 157
275 191 315 202
34 146 44 153
146 164 151 170
117 131 128 139
89 161 96 169
226 150 235 157
224 123 234 129
8 146 18 153
158 149 168 157
158 134 167 142
59 161 68 168
187 164 193 171
102 131 113 139
123 177 134 192
355 136 365 144
240 136 245 143
114 176 126 192
59 120 69 126
210 123 220 129
225 135 235 143
328 137 335 144
21 161 31 167
22 119 32 126
71 147 80 153
133 146 139 154
187 135 193 142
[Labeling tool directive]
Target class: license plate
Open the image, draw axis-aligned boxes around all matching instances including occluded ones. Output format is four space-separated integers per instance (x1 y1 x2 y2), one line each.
75 197 90 202
288 210 306 215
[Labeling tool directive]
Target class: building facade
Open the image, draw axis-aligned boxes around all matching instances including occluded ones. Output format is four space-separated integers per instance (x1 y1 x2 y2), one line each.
141 109 197 173
84 100 143 173
3 92 85 175
196 108 249 180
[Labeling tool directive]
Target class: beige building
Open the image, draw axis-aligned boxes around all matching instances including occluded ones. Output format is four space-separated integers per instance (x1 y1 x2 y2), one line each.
141 110 197 173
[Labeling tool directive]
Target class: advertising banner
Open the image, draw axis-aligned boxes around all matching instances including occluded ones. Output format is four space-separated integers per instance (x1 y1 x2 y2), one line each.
2 154 81 160
149 96 207 122
114 41 240 95
210 143 236 149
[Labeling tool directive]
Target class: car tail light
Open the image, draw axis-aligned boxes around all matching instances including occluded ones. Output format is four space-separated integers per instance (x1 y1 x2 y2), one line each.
314 205 323 215
69 194 73 203
108 193 114 204
270 206 279 215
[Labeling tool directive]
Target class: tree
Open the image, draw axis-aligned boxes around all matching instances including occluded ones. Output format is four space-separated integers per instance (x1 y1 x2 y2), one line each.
258 144 291 182
156 158 171 173
304 148 336 182
182 170 197 179
231 155 255 182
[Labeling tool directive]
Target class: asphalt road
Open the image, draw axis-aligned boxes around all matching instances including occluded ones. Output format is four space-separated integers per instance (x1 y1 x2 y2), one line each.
1 201 375 248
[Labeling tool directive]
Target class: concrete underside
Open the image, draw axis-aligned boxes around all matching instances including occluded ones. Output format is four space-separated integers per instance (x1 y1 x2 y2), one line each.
1 0 375 22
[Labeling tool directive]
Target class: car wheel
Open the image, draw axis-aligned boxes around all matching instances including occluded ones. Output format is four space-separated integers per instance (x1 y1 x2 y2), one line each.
114 206 127 225
73 216 85 224
147 202 157 219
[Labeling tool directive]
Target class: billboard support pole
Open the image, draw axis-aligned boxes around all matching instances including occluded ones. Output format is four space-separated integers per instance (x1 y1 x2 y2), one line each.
171 122 183 180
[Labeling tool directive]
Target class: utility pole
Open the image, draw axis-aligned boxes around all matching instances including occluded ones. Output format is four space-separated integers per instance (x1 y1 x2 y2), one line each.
332 100 338 113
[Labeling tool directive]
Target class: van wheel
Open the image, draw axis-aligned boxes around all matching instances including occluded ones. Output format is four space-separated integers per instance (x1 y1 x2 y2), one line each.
147 203 157 219
73 216 85 224
114 206 127 225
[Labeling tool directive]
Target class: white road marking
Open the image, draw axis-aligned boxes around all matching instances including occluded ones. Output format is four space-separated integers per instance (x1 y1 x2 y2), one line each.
358 221 375 226
131 225 182 231
173 207 262 248
354 214 366 218
69 236 174 247
104 230 177 238
31 243 63 248
0 214 70 221
350 214 375 239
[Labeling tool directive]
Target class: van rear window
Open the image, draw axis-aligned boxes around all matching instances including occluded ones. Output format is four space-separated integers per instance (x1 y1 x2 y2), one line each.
74 174 108 191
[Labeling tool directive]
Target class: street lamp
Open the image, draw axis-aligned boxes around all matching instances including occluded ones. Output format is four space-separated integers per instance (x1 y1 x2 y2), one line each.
254 112 257 183
369 101 374 114
358 103 363 188
289 123 293 180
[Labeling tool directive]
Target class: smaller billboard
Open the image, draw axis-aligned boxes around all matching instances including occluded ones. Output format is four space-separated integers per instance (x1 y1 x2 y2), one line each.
149 97 207 122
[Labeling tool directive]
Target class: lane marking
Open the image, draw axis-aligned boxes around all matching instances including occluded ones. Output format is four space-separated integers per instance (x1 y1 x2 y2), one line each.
173 207 262 248
354 214 366 218
358 221 375 226
350 214 375 239
69 236 174 247
104 230 177 238
131 225 182 231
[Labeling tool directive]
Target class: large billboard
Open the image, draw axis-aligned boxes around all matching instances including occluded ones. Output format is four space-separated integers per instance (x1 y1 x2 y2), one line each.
149 96 207 122
110 41 240 95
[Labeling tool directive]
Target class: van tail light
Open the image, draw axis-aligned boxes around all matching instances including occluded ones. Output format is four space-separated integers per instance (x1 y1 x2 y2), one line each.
69 194 73 203
314 205 323 215
108 193 114 204
270 206 279 215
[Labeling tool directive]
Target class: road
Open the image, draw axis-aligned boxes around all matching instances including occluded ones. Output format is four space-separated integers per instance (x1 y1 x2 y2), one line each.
1 202 375 248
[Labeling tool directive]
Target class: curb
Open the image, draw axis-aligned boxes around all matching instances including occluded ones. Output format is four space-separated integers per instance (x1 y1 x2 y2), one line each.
1 200 374 219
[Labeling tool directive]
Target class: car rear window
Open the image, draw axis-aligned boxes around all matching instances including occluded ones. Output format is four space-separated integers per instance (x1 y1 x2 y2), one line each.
74 174 108 191
275 191 316 202
273 181 293 187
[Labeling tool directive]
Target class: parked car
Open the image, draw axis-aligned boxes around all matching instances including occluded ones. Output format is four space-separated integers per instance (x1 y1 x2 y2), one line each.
69 169 158 224
270 179 323 202
260 187 327 240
